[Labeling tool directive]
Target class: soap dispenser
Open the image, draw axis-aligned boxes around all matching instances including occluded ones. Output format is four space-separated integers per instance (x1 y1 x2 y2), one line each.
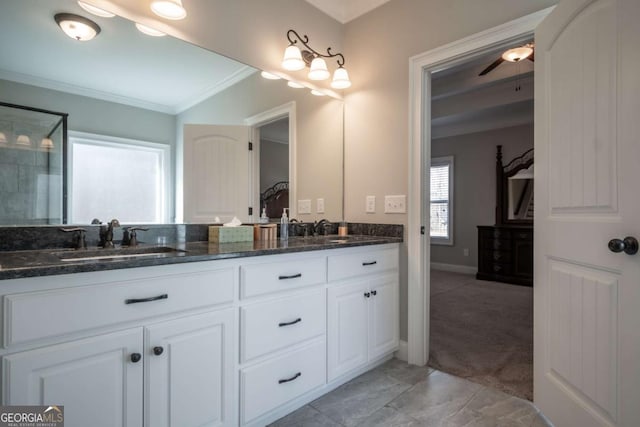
260 207 269 224
280 208 289 241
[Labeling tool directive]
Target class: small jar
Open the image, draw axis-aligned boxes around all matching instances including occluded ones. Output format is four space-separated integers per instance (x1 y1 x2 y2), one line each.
338 221 348 236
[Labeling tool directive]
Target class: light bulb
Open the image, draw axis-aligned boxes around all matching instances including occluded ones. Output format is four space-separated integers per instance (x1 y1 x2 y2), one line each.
135 23 166 37
151 0 187 20
77 1 115 18
260 71 281 80
308 57 330 80
282 45 305 71
331 67 351 89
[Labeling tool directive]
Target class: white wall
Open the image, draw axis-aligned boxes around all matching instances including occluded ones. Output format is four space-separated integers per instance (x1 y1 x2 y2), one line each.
430 124 534 268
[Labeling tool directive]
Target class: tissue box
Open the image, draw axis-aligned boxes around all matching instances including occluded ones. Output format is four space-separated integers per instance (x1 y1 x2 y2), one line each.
209 225 254 243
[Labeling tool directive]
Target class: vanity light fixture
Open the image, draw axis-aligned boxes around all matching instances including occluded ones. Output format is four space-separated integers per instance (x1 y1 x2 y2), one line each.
40 138 55 149
282 29 351 89
135 23 166 37
0 132 7 144
55 13 101 41
151 0 187 20
77 1 115 18
287 81 305 89
16 135 31 146
260 71 281 80
502 46 533 62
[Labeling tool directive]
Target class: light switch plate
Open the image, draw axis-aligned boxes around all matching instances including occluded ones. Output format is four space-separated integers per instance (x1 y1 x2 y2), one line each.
316 198 325 214
298 199 311 214
384 195 406 213
366 196 376 213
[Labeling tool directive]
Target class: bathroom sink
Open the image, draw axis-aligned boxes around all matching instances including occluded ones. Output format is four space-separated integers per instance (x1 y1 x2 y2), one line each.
53 246 187 262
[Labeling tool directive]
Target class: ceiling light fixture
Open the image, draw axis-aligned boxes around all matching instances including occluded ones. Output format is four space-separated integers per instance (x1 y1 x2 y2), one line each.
151 0 187 20
77 1 115 18
55 13 101 41
135 23 166 37
502 46 533 62
282 29 351 89
287 81 305 89
310 89 325 96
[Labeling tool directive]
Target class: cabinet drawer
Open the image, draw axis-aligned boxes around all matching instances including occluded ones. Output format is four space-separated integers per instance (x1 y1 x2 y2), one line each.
240 257 326 299
241 339 325 424
3 268 234 347
328 247 398 282
241 289 325 362
480 238 510 250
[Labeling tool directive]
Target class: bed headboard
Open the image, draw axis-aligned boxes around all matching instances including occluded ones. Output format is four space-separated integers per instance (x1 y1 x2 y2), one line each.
260 181 289 219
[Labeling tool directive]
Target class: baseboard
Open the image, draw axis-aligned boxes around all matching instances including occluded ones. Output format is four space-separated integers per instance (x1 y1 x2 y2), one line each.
394 340 408 361
430 262 476 275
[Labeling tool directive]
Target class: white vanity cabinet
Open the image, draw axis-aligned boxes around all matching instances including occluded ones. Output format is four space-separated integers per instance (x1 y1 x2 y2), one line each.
0 263 237 427
3 328 144 426
327 247 399 382
0 242 400 427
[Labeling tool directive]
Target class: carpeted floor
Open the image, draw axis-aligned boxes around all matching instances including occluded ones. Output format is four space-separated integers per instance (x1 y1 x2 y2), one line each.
428 269 533 400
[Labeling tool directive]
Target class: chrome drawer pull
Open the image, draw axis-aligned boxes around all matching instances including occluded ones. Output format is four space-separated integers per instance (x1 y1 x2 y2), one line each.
278 273 302 280
125 294 168 304
278 372 302 384
279 317 302 327
362 261 377 266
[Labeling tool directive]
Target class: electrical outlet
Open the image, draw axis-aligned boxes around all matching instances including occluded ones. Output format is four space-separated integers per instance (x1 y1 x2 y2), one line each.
298 199 311 214
463 248 470 257
316 198 325 214
366 196 376 213
384 195 406 213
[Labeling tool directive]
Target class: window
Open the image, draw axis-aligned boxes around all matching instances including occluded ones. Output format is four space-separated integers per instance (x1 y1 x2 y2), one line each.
68 132 170 224
430 156 453 245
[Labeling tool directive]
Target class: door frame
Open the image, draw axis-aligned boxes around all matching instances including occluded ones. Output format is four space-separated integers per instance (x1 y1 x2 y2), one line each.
406 7 554 366
245 101 297 220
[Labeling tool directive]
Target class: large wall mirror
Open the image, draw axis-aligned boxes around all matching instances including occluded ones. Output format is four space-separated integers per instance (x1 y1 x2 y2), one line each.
0 0 344 226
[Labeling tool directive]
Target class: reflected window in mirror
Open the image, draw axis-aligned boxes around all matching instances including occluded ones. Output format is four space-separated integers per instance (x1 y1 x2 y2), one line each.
68 132 170 224
430 156 454 245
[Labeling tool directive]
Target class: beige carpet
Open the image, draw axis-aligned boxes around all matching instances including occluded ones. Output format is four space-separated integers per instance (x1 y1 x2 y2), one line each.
428 269 533 400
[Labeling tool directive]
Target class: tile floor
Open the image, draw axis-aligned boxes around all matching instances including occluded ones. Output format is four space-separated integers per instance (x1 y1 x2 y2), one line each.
270 358 552 427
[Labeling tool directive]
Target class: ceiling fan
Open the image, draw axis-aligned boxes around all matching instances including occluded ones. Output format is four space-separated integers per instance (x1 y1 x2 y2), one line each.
478 43 534 76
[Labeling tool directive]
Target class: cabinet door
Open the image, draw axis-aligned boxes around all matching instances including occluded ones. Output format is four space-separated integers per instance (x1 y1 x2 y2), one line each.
2 329 143 427
368 274 399 360
145 309 235 427
327 280 369 382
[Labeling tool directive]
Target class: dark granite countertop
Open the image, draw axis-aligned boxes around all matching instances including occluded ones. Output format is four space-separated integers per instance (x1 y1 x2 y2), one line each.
0 235 402 280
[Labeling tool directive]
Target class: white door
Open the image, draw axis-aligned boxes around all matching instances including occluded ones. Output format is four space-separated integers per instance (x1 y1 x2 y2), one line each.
534 1 640 426
327 280 369 381
183 124 251 223
2 329 143 427
368 274 399 360
145 309 235 427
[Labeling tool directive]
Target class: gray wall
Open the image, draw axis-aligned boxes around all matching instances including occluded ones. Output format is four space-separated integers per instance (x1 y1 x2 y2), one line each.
260 140 289 193
343 0 558 341
177 72 344 222
430 124 534 268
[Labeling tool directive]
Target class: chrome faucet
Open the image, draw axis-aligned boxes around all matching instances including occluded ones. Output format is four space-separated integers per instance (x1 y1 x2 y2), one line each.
98 218 120 248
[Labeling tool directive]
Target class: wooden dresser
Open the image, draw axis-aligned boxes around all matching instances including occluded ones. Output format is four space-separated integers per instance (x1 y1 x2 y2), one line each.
476 225 533 286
